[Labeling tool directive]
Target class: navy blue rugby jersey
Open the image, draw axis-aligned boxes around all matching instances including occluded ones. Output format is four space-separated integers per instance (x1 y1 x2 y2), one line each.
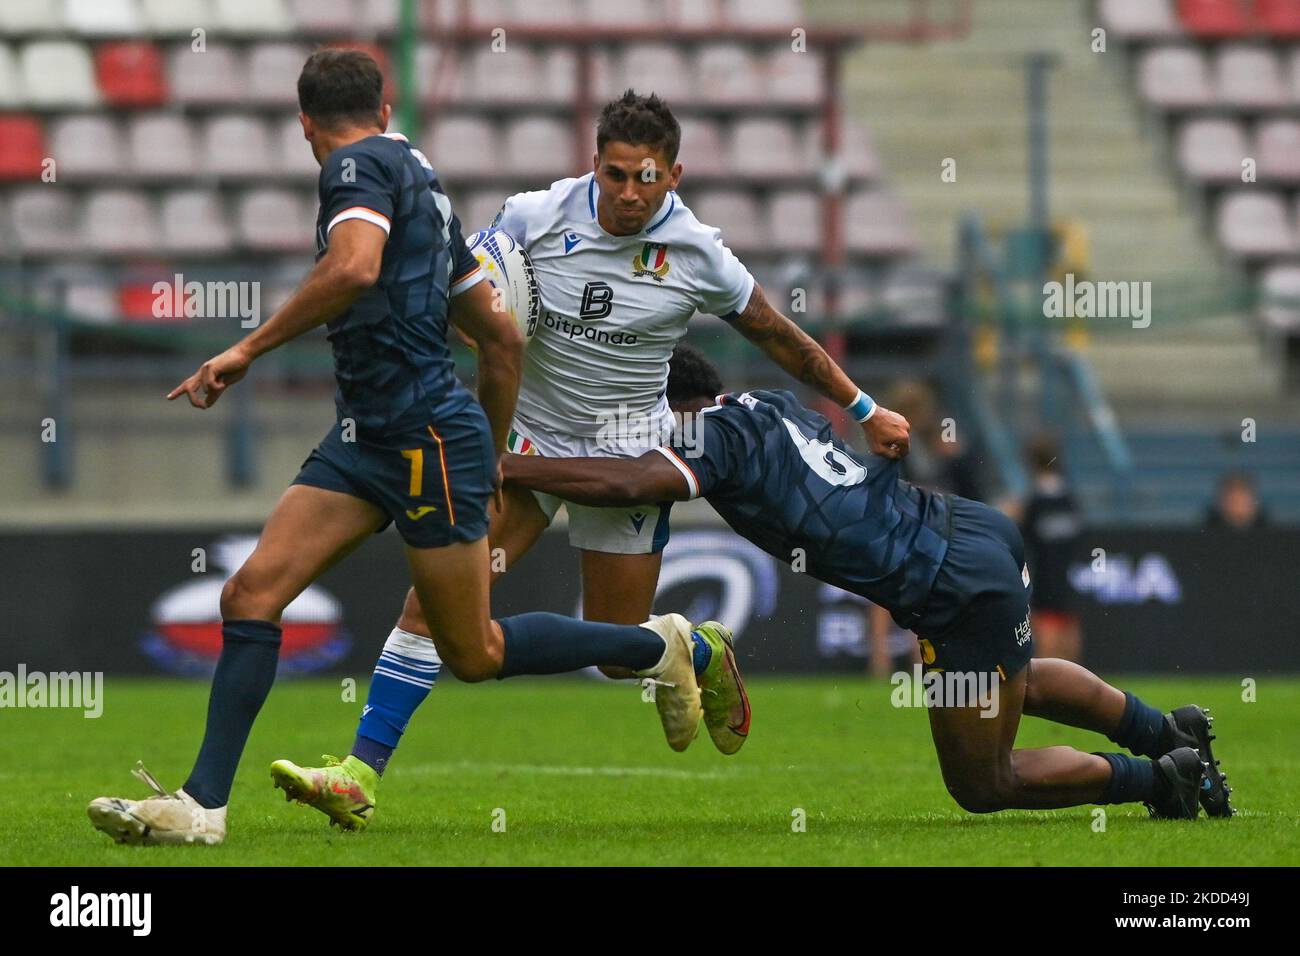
657 389 953 626
315 133 483 434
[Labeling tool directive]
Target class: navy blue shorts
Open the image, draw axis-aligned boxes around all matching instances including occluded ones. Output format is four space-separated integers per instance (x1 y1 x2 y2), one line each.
914 497 1034 680
292 404 495 549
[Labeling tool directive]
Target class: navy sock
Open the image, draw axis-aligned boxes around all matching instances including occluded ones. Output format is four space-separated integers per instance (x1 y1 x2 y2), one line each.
690 630 712 676
184 619 281 809
351 735 394 776
497 613 666 678
1107 691 1167 758
1094 752 1158 804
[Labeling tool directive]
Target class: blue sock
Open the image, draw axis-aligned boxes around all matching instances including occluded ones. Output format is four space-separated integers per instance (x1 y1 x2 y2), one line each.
1107 691 1167 758
1094 752 1157 804
497 613 666 678
351 628 442 775
690 630 712 676
184 619 281 809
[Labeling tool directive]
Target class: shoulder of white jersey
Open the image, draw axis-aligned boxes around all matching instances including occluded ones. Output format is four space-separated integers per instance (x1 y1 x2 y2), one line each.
497 174 592 244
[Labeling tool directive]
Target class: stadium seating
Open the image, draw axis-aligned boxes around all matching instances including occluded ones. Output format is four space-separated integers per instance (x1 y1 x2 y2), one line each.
49 115 127 178
1177 119 1249 182
1217 192 1298 258
1178 0 1252 37
1257 119 1300 182
1098 0 1184 40
1257 0 1300 36
1137 47 1215 108
96 42 167 107
0 2 921 325
0 115 45 179
1215 45 1288 108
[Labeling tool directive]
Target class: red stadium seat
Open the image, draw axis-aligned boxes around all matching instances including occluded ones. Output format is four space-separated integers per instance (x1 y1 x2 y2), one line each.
1178 0 1252 36
96 42 166 107
0 115 45 180
1255 0 1300 36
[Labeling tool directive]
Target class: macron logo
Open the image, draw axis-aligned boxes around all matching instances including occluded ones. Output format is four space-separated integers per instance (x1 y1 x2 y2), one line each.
563 232 582 253
50 886 151 936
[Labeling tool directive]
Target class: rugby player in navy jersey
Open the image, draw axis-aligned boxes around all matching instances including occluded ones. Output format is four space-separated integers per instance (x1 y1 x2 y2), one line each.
502 345 1236 820
87 52 741 845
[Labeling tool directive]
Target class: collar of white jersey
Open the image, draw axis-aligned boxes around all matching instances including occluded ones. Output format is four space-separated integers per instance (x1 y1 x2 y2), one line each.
586 173 678 237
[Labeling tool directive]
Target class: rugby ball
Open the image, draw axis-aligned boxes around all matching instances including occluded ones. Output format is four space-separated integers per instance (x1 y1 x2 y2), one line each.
465 227 539 343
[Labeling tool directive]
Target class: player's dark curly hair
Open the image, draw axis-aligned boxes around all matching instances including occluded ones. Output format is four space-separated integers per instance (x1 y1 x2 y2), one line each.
596 89 681 163
298 48 384 128
667 343 724 404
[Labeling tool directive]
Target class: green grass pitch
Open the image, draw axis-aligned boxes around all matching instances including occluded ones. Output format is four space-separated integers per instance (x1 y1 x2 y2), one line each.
3 675 1296 866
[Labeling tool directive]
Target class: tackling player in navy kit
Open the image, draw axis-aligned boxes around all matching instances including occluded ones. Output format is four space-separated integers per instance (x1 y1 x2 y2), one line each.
87 52 738 845
503 345 1237 821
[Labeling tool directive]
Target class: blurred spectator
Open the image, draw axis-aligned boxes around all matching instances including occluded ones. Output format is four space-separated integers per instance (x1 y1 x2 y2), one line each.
887 379 984 500
1019 433 1084 662
1206 471 1269 530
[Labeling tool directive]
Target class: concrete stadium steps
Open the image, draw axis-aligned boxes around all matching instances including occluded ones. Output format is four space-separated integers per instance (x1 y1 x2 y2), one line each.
837 0 1219 282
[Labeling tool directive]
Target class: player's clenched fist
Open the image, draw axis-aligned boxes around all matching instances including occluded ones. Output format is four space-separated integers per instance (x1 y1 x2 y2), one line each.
167 344 253 409
863 406 910 460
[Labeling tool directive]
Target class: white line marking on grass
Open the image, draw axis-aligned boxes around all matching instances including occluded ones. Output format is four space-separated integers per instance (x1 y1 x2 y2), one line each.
391 760 737 781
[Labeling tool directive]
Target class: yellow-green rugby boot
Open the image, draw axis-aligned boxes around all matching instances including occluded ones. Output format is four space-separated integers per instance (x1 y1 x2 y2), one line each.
270 754 377 831
694 621 751 755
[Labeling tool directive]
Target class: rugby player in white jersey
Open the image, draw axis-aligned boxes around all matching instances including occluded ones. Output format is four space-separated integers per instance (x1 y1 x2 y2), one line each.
274 90 911 828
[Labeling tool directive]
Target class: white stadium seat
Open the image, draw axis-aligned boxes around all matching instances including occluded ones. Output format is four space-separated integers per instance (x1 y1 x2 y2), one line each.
731 119 805 177
696 44 761 104
767 48 824 105
1098 0 1183 40
139 0 213 34
214 0 292 34
201 115 273 176
63 0 143 35
619 45 696 104
169 43 246 103
237 188 313 251
49 116 127 178
1217 192 1297 258
503 118 571 177
767 190 821 253
247 43 311 105
11 188 82 254
288 0 359 34
425 116 499 177
676 117 726 176
19 42 99 107
725 0 800 25
845 190 920 257
84 190 158 254
273 115 319 176
1215 46 1288 109
161 189 233 253
1257 120 1300 183
127 114 198 176
1138 47 1214 109
1177 119 1249 182
0 0 63 33
690 191 766 252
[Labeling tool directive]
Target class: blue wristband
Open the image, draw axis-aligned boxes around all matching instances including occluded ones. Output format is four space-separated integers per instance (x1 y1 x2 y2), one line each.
846 390 876 423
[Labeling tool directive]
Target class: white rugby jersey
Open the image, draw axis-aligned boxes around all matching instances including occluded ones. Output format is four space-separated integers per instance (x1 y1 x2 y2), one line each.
492 173 754 438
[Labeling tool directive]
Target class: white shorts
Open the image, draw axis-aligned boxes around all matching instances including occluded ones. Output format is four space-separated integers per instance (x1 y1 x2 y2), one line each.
506 414 673 555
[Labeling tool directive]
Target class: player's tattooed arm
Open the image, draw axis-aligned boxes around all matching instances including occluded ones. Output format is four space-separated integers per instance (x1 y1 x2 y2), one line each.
168 219 386 408
730 282 911 460
501 452 689 506
729 283 857 407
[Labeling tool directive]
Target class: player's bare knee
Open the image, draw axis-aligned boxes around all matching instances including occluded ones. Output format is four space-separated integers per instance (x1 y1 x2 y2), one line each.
220 571 270 621
945 776 1005 814
442 648 499 683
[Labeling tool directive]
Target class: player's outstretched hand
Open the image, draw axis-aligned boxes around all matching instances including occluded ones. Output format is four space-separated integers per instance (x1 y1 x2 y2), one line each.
167 345 252 409
863 406 910 459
